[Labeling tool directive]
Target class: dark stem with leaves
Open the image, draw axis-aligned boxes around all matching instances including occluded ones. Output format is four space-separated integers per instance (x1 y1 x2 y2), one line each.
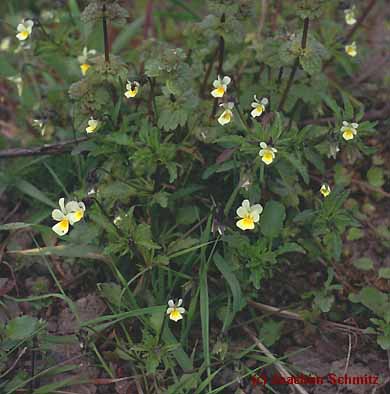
0 137 89 159
277 17 309 112
211 13 226 118
102 4 110 63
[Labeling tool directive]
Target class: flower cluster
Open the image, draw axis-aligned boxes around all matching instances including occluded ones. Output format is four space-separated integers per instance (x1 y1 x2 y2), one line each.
212 76 269 126
344 6 358 57
51 198 86 236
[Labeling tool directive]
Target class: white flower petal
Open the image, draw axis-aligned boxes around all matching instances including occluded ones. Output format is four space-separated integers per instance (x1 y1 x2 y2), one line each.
236 206 248 218
52 209 65 221
222 76 231 85
65 201 79 213
250 204 263 215
260 142 267 149
59 198 66 213
177 298 183 306
168 299 175 308
242 199 250 209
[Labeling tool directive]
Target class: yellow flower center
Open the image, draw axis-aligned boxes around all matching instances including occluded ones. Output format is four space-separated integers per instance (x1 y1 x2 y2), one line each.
128 88 138 97
19 31 29 40
242 215 254 228
74 210 84 221
80 63 90 75
255 105 263 115
216 86 225 96
59 218 69 230
343 128 354 140
262 150 273 163
169 308 181 321
223 111 231 119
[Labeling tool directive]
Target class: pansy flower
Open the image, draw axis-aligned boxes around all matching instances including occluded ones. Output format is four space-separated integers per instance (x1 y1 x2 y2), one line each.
345 42 357 57
211 75 231 98
250 95 268 118
167 299 185 322
86 117 99 134
259 142 277 165
124 80 140 98
51 198 85 236
236 200 263 231
217 102 234 125
341 121 358 141
344 7 357 25
320 184 331 197
16 20 34 41
77 47 97 76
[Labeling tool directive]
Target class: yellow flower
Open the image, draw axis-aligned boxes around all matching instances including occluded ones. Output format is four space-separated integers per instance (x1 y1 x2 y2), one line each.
78 47 96 75
320 184 331 197
211 75 231 98
217 102 234 125
344 7 357 25
80 63 90 76
86 117 99 134
124 80 140 98
236 199 263 231
51 198 86 236
341 121 358 141
250 95 268 118
345 42 357 57
167 299 185 322
259 142 277 165
16 20 34 41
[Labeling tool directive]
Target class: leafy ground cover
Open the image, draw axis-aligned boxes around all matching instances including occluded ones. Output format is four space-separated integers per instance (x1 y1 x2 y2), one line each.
0 0 389 393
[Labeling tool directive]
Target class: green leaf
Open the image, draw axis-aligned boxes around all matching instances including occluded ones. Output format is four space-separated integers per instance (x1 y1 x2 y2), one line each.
283 153 309 184
349 287 388 317
7 244 106 259
259 320 283 346
6 316 40 340
378 268 390 280
176 206 199 225
112 16 145 53
214 252 244 314
300 50 322 75
367 167 385 188
16 180 56 208
260 200 286 238
347 227 364 241
276 242 306 255
377 335 390 350
353 257 374 271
